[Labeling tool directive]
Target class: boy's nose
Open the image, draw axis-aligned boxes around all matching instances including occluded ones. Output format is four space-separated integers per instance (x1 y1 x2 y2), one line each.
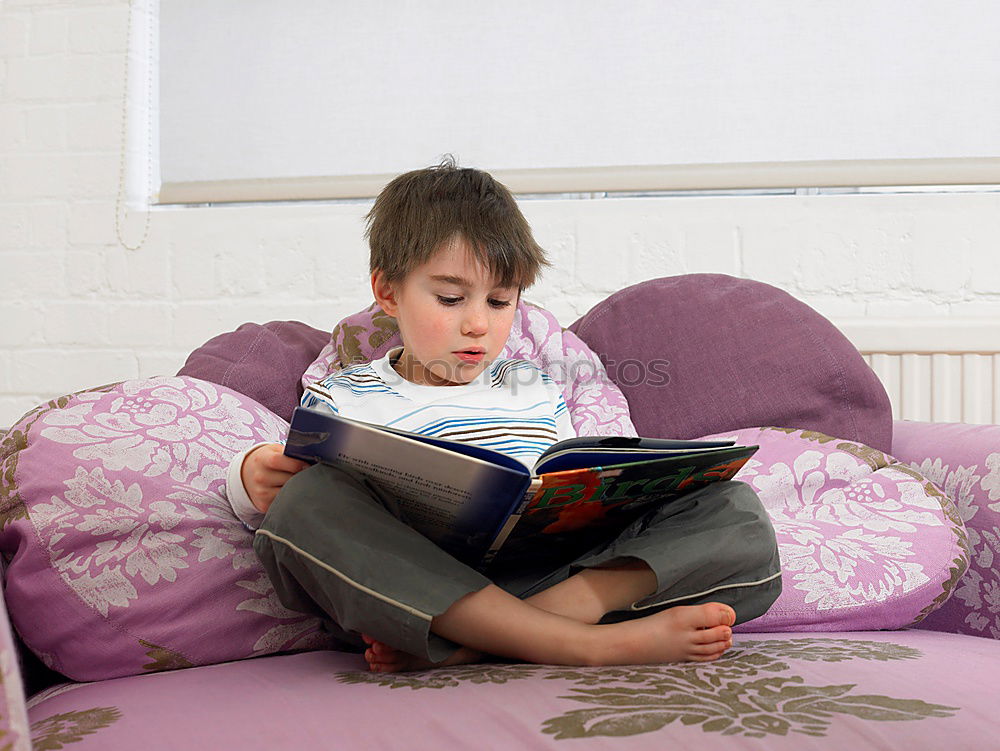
462 307 489 336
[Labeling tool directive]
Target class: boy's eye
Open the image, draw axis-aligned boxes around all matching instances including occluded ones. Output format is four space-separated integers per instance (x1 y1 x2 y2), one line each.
437 296 461 306
489 298 512 309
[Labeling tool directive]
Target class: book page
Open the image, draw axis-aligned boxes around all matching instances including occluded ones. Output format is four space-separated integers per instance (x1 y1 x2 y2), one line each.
335 455 473 535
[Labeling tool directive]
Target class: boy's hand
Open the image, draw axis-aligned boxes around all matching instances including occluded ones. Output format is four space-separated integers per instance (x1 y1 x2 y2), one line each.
241 443 310 514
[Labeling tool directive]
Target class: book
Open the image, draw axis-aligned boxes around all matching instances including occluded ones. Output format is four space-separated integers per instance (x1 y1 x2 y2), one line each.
283 406 758 572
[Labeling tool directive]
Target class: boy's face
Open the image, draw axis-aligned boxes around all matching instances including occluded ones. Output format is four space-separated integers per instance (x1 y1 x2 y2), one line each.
372 237 519 386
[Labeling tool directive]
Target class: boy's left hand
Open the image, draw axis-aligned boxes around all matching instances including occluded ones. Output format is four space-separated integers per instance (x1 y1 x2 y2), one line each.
241 443 310 513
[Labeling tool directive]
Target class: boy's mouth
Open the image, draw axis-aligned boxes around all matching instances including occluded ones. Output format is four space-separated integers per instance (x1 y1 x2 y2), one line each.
454 348 486 364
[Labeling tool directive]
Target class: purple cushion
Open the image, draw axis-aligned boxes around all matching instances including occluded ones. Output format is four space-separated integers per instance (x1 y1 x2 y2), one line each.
0 377 333 681
177 321 329 423
701 427 968 632
569 274 893 452
889 420 1000 639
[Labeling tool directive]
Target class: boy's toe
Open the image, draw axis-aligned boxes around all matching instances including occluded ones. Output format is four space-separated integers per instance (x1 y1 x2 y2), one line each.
713 602 736 626
693 625 732 644
690 640 729 656
705 603 736 627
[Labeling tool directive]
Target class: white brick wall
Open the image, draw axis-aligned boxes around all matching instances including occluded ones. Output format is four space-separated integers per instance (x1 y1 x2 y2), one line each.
2 0 999 429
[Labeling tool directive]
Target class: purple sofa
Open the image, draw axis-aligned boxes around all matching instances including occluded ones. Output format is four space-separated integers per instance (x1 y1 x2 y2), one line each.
3 274 999 750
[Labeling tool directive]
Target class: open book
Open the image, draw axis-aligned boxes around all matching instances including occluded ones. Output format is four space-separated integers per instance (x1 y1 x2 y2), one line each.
284 407 758 572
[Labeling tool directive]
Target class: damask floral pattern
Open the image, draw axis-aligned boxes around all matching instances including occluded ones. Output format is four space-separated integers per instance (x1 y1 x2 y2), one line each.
981 452 1000 510
30 707 122 750
889 421 1000 640
0 377 334 681
38 379 281 490
700 428 968 631
337 638 957 741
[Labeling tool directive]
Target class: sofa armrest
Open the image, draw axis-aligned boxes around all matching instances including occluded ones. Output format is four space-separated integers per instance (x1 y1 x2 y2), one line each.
0 571 32 749
891 419 1000 638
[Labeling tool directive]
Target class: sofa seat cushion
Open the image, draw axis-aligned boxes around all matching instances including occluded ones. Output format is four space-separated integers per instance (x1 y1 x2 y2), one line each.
708 428 969 632
0 377 334 682
26 630 999 750
569 274 894 452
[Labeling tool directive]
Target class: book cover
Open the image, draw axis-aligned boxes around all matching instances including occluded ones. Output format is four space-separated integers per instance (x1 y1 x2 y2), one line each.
484 448 756 572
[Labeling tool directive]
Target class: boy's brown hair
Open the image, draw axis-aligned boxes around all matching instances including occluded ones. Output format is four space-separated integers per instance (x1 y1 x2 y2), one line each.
366 156 548 289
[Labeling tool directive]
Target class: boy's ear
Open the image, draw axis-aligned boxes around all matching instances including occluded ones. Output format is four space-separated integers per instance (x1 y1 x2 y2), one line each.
371 271 399 317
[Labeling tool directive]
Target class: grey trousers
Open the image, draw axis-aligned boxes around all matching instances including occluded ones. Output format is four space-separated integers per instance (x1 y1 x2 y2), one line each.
253 463 782 663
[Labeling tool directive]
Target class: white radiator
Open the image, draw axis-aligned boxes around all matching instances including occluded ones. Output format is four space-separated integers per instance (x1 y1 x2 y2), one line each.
839 320 1000 424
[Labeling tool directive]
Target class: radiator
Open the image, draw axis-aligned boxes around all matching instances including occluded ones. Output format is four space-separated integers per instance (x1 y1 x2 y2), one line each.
839 320 1000 424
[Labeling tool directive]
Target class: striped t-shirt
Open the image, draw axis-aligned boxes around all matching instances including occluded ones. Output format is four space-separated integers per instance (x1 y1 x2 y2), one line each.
301 347 576 466
225 347 575 528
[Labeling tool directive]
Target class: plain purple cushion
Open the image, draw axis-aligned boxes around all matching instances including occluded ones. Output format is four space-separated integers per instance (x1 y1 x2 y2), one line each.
177 321 329 423
569 274 892 452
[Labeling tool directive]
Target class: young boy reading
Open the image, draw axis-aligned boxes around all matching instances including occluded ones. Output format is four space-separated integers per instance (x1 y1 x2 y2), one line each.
225 160 781 672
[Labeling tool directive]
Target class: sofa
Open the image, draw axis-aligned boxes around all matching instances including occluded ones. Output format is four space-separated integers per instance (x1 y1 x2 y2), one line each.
2 273 999 750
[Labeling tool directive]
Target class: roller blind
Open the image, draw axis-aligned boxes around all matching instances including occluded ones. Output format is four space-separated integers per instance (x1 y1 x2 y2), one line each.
159 0 1000 202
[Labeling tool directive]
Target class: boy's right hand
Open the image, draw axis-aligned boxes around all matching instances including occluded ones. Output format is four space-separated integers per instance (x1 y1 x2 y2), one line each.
241 443 310 514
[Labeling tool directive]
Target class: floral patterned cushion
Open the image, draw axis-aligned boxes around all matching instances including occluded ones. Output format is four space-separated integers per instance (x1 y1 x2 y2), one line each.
888 420 1000 640
0 377 333 681
700 427 970 632
302 300 638 438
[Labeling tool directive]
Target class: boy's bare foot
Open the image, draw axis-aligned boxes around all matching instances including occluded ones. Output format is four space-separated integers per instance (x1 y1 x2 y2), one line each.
361 634 484 673
595 602 736 665
362 602 735 672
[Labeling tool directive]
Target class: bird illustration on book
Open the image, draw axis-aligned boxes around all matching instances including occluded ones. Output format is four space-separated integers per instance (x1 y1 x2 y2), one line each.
543 497 614 533
676 457 748 491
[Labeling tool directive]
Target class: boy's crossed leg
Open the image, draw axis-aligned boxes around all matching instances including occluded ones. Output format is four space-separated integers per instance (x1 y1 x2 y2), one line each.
363 558 735 672
255 466 770 675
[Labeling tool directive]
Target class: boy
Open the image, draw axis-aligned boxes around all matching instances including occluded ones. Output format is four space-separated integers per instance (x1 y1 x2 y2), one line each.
226 160 781 673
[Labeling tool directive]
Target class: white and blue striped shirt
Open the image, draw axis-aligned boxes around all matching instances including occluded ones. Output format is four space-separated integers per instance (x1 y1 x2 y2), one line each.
302 347 575 465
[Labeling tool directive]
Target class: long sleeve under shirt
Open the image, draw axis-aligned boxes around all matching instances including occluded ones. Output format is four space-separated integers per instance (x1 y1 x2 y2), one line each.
225 347 577 528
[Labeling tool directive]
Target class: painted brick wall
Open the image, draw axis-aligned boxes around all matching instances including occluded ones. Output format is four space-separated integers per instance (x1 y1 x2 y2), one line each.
2 0 999 428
